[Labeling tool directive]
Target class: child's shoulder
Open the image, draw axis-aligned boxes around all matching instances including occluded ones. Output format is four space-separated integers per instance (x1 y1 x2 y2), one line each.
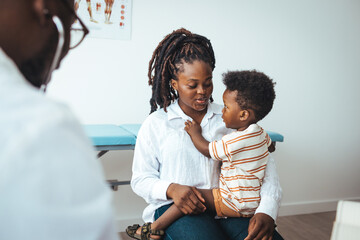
221 130 244 142
246 123 263 133
222 124 263 141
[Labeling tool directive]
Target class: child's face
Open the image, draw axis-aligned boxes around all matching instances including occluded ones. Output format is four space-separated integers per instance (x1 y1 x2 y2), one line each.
222 89 248 130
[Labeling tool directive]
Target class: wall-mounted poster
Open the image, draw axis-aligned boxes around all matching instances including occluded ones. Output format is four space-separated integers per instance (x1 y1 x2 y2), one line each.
73 0 132 40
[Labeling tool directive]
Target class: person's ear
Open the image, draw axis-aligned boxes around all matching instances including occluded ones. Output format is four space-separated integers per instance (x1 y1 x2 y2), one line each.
32 0 47 25
239 110 250 121
171 79 178 91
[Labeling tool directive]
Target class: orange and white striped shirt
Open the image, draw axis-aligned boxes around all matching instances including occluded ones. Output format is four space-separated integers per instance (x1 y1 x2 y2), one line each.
209 123 272 215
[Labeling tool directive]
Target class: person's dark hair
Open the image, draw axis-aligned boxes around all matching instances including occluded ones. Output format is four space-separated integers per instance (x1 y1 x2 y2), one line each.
148 28 216 113
223 70 276 122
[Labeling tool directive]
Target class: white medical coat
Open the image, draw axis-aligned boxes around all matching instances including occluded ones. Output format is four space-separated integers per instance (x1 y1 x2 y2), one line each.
0 48 118 240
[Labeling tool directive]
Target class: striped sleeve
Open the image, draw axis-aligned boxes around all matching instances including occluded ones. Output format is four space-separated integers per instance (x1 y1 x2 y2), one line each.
266 132 272 147
209 138 230 161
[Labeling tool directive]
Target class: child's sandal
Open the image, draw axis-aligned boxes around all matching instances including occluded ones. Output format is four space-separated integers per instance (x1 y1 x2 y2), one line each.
126 222 165 240
141 222 165 239
126 224 141 239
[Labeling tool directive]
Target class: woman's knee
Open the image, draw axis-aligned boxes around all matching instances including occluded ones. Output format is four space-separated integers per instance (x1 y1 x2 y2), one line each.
166 214 224 240
155 205 225 240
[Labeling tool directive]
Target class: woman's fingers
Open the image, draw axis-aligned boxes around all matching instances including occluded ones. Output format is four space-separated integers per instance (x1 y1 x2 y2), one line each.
192 187 205 203
180 188 206 214
179 204 191 215
188 190 206 212
169 184 207 215
179 198 200 215
245 217 259 240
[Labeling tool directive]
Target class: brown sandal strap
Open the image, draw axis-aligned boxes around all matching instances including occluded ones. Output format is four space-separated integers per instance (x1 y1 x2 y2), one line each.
126 224 141 240
140 222 151 240
149 229 165 236
140 222 165 240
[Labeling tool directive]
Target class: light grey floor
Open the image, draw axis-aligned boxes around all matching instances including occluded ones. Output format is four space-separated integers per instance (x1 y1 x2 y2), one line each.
119 231 132 240
277 211 336 240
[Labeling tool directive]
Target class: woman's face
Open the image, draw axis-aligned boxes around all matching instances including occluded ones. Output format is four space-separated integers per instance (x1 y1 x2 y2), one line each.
171 60 213 116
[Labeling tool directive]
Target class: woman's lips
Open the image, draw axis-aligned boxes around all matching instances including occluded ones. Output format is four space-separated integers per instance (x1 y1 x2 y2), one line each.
196 98 207 104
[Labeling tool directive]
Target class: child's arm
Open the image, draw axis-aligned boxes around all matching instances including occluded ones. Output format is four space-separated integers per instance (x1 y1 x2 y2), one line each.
184 120 211 158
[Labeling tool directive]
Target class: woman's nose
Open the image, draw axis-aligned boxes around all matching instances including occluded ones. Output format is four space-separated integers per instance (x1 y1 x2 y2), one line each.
197 86 205 94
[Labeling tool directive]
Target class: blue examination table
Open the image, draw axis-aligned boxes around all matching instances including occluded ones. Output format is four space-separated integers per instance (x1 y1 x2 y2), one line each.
84 124 284 190
83 124 139 157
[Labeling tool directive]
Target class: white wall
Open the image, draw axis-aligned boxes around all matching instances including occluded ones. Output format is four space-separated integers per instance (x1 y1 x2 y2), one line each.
48 0 360 229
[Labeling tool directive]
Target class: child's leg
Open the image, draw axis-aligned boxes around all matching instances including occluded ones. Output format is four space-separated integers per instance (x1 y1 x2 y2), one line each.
134 204 184 239
197 189 216 212
151 204 184 230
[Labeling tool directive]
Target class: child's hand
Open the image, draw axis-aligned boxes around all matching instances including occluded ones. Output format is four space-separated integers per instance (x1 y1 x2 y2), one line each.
268 142 276 153
184 120 202 136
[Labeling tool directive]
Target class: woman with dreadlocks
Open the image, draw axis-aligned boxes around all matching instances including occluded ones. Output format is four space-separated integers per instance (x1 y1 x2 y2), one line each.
127 28 283 240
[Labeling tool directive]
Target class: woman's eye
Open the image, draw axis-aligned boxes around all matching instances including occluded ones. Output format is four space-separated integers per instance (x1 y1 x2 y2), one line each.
188 85 197 89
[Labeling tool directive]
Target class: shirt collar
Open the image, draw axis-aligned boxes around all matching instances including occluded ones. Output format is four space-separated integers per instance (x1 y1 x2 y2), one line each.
167 99 223 121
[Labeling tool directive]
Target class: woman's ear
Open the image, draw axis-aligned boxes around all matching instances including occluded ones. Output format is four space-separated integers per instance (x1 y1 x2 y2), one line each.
171 79 178 91
32 0 47 25
239 110 250 121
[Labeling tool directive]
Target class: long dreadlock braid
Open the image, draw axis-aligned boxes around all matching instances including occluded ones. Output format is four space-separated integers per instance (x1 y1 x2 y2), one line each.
148 28 216 114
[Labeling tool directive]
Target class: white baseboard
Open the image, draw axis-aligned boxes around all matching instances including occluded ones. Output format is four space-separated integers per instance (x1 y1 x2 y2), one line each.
279 197 360 216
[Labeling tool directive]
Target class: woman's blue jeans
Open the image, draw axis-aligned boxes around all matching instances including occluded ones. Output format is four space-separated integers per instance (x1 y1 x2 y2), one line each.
154 203 284 240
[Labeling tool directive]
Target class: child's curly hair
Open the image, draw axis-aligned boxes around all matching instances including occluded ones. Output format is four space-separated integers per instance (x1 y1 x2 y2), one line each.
223 70 276 122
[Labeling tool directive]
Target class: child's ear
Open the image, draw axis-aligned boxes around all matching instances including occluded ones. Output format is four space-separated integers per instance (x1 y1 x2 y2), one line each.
239 110 250 121
170 79 178 91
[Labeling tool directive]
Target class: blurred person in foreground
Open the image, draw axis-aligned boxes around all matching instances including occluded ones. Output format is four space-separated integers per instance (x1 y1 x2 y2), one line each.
0 0 118 239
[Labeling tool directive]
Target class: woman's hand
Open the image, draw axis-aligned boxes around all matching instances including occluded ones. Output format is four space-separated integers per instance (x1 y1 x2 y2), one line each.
184 120 202 137
245 213 276 240
166 183 206 215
